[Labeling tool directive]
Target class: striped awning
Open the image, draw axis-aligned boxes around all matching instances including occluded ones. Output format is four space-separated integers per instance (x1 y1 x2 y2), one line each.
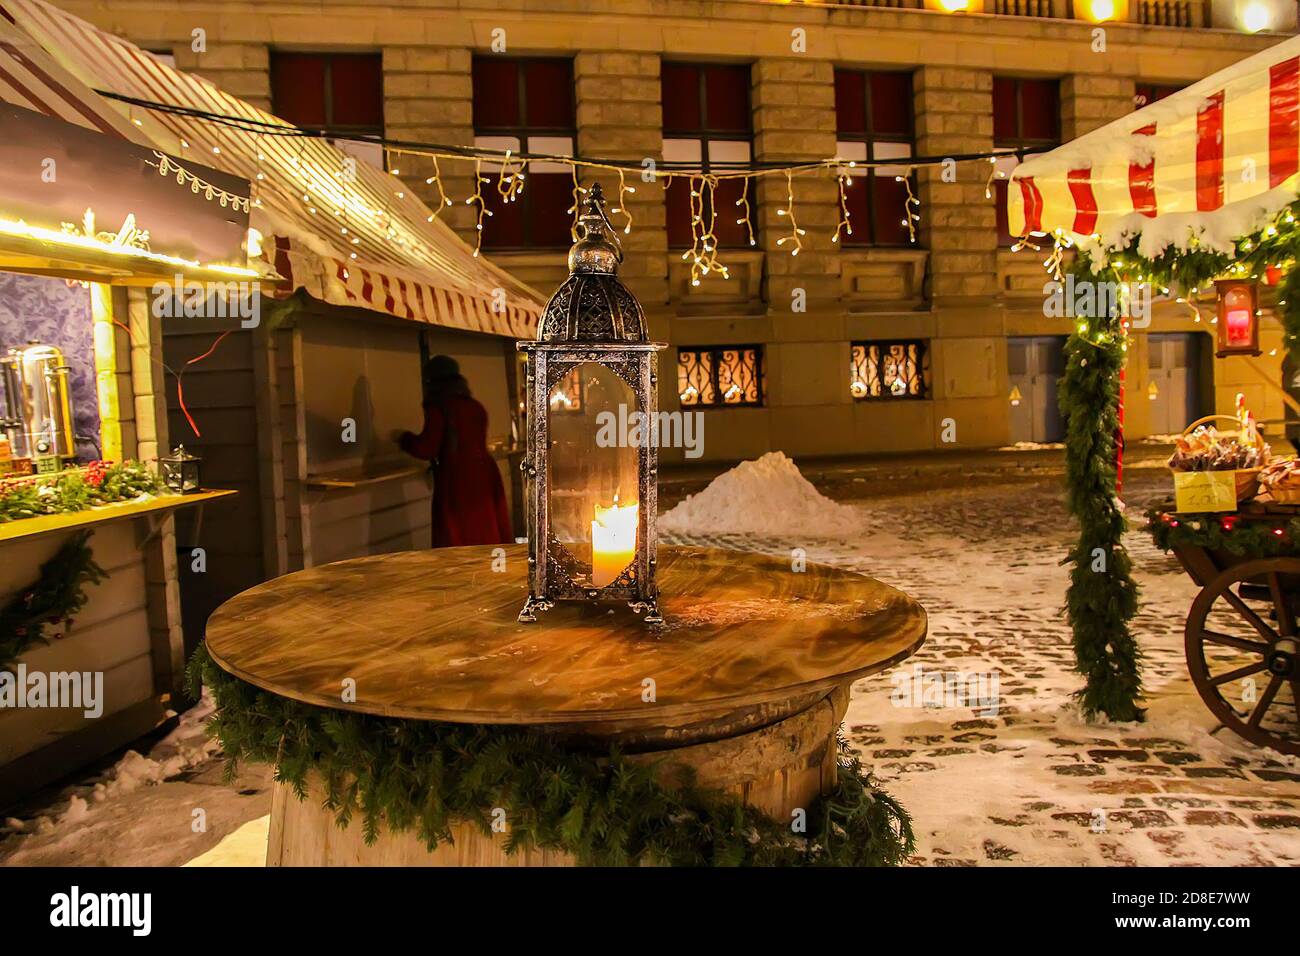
0 12 144 142
0 0 542 338
1009 34 1300 257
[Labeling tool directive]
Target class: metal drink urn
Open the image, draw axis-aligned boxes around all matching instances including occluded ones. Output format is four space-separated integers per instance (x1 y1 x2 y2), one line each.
1 341 77 471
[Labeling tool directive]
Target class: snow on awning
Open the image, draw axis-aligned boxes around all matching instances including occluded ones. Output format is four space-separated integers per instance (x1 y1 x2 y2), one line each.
1009 34 1300 259
3 0 543 339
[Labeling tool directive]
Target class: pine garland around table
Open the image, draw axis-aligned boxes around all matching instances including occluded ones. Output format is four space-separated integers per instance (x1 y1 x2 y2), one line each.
188 646 915 867
0 531 106 672
1058 267 1143 722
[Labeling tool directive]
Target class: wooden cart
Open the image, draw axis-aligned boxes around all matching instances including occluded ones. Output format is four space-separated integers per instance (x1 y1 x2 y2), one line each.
1167 501 1300 755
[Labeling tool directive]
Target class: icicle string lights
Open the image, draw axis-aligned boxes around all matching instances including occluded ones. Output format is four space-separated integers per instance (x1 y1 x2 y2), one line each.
833 166 853 245
105 88 1071 284
682 174 731 287
466 158 491 257
775 170 805 257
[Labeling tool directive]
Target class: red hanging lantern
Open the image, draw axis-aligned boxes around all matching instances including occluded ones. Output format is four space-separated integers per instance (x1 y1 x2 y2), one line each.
1214 277 1261 357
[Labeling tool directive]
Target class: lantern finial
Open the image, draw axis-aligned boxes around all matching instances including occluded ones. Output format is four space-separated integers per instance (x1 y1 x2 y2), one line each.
537 182 647 343
568 182 622 276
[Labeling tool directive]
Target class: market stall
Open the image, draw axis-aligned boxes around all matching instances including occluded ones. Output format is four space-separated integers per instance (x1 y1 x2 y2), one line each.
0 0 545 646
0 17 273 804
1007 34 1300 739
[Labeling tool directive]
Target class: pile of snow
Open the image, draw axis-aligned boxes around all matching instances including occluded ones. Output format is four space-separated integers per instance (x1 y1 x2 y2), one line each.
1 691 219 841
659 451 861 538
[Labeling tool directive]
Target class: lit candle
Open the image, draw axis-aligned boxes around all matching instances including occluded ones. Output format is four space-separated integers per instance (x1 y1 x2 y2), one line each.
591 499 638 588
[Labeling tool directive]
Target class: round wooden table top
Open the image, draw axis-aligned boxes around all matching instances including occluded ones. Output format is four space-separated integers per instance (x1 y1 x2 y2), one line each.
204 544 926 732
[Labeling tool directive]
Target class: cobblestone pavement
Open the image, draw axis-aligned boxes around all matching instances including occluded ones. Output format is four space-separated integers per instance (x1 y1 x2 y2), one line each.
666 464 1300 867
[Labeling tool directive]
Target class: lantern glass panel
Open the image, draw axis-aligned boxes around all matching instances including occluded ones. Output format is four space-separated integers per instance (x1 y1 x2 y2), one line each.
1223 288 1253 348
546 361 639 589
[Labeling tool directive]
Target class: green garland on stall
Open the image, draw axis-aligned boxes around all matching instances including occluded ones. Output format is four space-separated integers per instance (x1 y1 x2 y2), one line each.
1099 198 1300 358
0 531 106 672
1143 503 1300 557
1058 274 1143 722
1059 199 1300 722
0 460 164 524
188 646 916 867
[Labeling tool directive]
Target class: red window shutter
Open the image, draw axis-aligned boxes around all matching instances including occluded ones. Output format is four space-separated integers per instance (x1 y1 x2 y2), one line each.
473 57 521 128
1020 79 1060 142
992 76 1018 143
704 64 750 133
481 188 525 249
522 59 574 128
869 72 913 137
271 53 328 127
995 179 1014 246
840 175 870 245
871 175 911 246
330 54 384 128
710 177 752 247
664 176 695 247
662 62 701 132
834 70 867 135
526 173 576 247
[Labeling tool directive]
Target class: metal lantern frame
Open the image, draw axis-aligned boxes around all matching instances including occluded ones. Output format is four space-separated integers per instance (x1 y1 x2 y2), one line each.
160 444 202 494
1214 277 1262 358
517 184 666 625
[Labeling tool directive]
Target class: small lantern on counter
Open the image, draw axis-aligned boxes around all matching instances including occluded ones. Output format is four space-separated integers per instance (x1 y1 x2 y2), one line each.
160 445 202 494
517 183 666 625
1214 277 1261 357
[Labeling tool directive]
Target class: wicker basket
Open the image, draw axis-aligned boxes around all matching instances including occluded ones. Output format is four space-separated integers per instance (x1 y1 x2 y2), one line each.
1270 484 1300 504
1171 414 1268 505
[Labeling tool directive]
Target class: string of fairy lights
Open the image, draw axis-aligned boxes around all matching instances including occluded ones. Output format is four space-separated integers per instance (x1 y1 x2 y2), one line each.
98 88 1049 285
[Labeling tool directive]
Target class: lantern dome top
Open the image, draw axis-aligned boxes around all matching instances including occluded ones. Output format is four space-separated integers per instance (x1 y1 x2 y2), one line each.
535 183 647 343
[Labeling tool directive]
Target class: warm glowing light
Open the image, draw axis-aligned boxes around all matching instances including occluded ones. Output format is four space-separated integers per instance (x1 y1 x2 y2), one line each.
591 499 638 588
1089 0 1114 20
938 0 969 9
0 215 260 277
1242 1 1270 31
246 227 263 259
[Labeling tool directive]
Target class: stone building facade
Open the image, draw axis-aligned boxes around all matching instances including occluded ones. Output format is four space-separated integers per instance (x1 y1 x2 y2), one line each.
61 0 1295 461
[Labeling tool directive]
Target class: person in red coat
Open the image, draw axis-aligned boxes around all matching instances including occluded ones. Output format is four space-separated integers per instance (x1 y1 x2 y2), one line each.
398 355 513 548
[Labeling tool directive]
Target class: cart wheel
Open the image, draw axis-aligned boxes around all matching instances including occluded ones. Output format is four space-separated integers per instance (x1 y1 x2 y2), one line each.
1186 557 1300 755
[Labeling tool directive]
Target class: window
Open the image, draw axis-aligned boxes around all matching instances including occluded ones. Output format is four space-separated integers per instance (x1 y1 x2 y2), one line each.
992 76 1060 246
834 70 916 246
850 340 930 400
677 346 764 407
472 56 576 249
271 52 385 168
1133 83 1182 110
662 63 754 249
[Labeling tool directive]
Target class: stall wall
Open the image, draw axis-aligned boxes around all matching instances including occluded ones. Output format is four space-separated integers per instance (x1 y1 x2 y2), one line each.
0 525 158 772
162 320 265 650
294 307 517 565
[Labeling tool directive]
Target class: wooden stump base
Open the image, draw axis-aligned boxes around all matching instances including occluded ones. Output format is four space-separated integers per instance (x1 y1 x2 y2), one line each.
266 688 849 867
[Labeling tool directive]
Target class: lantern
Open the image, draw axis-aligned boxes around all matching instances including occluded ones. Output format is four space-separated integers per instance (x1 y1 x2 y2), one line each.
160 444 202 494
1214 277 1261 357
517 184 666 625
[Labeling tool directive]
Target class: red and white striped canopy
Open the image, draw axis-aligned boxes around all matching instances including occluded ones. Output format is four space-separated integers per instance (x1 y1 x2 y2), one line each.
0 0 542 338
1009 34 1300 257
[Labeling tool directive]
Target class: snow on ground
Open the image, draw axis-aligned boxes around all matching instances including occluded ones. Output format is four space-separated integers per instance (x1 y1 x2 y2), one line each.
1 454 1297 866
0 693 270 867
664 463 1300 866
